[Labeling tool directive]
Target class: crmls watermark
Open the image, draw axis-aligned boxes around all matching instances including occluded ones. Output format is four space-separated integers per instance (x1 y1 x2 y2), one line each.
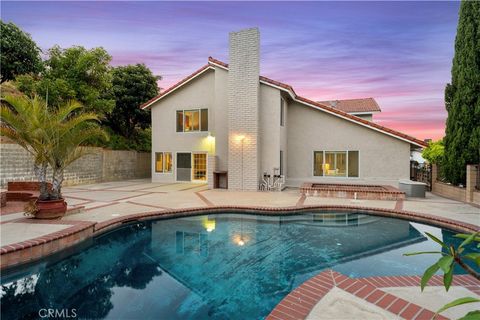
38 308 77 318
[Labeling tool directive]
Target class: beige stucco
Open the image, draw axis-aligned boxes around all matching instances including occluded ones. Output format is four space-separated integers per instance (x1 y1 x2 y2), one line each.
150 69 216 183
150 66 412 188
286 101 411 187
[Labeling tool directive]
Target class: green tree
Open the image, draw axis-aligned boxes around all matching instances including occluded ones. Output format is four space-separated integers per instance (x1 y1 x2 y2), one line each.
0 21 43 83
107 64 158 138
16 46 115 115
46 101 108 199
0 95 51 199
443 1 480 185
422 140 445 164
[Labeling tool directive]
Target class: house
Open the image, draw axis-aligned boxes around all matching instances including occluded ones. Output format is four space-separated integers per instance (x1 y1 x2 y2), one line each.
141 28 427 191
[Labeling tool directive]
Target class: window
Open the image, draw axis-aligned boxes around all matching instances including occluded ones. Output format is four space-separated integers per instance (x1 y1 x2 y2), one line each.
313 151 359 178
155 152 172 173
280 98 285 126
176 109 208 132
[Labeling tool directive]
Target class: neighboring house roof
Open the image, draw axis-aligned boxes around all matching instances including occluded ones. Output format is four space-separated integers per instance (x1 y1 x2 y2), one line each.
141 57 427 148
318 98 381 114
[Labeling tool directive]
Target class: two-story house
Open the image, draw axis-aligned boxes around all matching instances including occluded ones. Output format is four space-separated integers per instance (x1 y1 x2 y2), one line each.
141 28 426 191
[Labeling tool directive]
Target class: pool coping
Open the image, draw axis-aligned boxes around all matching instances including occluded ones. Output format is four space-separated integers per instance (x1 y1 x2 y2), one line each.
266 269 479 320
1 204 479 270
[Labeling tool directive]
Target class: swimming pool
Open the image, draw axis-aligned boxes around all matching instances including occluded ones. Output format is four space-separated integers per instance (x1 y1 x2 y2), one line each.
1 212 478 319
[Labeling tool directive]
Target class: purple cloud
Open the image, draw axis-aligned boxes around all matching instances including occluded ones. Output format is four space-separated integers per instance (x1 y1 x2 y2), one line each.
2 1 459 140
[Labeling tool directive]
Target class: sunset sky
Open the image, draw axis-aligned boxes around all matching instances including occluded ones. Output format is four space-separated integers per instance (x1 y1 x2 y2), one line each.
1 1 460 140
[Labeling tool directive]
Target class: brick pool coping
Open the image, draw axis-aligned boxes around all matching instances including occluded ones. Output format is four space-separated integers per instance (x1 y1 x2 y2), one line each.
266 270 479 320
1 205 479 270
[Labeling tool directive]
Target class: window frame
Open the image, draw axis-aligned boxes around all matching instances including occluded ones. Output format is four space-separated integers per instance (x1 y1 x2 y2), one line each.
155 152 173 173
176 108 208 133
280 98 285 127
312 150 360 178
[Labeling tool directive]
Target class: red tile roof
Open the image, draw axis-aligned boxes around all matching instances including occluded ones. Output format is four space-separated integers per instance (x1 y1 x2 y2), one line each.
318 98 381 113
141 57 427 147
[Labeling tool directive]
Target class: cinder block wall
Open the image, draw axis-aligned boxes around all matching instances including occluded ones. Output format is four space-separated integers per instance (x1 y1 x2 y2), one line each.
227 27 260 191
0 143 151 187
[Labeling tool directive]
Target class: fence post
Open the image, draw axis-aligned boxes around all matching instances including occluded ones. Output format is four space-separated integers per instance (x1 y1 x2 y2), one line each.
466 164 477 203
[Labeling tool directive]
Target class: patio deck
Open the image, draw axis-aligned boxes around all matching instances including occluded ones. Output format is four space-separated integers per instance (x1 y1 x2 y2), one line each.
1 179 479 319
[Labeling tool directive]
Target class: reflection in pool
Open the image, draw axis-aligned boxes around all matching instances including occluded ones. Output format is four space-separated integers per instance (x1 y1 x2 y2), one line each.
1 212 478 319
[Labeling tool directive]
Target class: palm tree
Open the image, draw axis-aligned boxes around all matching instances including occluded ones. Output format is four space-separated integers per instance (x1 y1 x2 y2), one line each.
1 95 108 201
46 100 108 199
0 95 51 199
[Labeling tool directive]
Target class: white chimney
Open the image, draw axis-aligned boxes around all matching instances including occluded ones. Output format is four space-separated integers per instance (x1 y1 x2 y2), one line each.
227 28 260 191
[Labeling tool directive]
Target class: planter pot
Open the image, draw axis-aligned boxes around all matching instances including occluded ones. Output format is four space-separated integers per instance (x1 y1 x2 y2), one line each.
35 198 67 219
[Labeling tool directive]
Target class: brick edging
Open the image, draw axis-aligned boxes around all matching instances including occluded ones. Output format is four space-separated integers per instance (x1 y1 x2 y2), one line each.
267 270 479 320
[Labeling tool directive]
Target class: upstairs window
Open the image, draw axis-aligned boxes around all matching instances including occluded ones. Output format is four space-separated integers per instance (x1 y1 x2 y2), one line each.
176 109 208 132
280 98 285 126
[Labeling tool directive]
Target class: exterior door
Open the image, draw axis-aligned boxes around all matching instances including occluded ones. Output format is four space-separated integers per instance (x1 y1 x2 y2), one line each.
192 153 207 182
177 153 192 181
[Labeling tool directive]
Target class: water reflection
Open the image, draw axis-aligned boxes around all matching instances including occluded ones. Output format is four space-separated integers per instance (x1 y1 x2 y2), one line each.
2 212 473 320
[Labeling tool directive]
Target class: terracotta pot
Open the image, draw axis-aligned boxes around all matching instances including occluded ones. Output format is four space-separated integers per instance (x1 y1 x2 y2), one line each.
35 198 67 219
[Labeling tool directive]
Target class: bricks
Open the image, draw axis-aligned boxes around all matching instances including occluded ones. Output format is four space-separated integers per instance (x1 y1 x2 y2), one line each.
227 28 260 191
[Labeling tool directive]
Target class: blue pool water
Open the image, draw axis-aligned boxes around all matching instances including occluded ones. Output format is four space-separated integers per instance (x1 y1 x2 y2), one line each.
1 212 479 320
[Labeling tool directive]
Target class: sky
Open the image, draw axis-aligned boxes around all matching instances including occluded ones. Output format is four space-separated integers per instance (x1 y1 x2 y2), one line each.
1 1 460 140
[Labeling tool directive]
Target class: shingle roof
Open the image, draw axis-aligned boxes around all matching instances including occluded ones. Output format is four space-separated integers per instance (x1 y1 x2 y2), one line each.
141 57 427 148
318 98 381 113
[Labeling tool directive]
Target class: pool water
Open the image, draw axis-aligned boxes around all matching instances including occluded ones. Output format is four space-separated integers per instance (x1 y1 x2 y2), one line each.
1 212 479 320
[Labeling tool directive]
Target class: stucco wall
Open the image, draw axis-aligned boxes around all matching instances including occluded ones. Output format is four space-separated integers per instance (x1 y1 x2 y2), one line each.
259 84 281 176
286 101 411 187
0 143 150 187
150 70 215 183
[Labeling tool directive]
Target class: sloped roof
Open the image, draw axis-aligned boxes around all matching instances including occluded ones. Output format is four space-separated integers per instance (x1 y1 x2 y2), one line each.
141 57 427 148
318 98 381 113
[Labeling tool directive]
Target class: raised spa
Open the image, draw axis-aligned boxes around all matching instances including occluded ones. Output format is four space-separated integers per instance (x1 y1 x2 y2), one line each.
1 212 478 319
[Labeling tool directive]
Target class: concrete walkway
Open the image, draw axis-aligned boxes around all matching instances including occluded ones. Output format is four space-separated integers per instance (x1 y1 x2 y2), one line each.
1 179 479 320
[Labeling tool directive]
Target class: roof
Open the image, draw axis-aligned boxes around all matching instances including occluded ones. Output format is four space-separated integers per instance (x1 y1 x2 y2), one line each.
318 98 381 114
141 57 427 148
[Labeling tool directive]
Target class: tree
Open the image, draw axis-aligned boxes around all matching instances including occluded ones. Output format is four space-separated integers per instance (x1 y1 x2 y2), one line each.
107 64 158 138
422 140 445 164
46 101 108 199
443 1 480 185
1 95 51 199
16 46 115 116
0 21 42 83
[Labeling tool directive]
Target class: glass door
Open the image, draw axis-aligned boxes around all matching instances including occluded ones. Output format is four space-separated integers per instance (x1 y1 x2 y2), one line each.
192 153 207 181
176 153 192 181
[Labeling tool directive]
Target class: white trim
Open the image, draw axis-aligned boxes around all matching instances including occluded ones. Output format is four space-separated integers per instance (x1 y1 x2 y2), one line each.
259 80 296 99
349 111 380 115
208 61 228 71
141 66 215 109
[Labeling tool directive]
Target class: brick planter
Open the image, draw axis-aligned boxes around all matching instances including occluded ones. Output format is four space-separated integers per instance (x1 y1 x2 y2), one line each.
300 183 405 200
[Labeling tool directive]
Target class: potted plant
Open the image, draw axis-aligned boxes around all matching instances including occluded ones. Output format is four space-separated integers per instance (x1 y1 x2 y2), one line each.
1 95 107 218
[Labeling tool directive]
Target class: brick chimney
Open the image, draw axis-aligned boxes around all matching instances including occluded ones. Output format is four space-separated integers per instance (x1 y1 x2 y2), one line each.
227 28 260 191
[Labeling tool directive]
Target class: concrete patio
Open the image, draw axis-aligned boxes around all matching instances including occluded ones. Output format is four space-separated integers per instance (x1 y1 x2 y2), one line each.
1 179 479 319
